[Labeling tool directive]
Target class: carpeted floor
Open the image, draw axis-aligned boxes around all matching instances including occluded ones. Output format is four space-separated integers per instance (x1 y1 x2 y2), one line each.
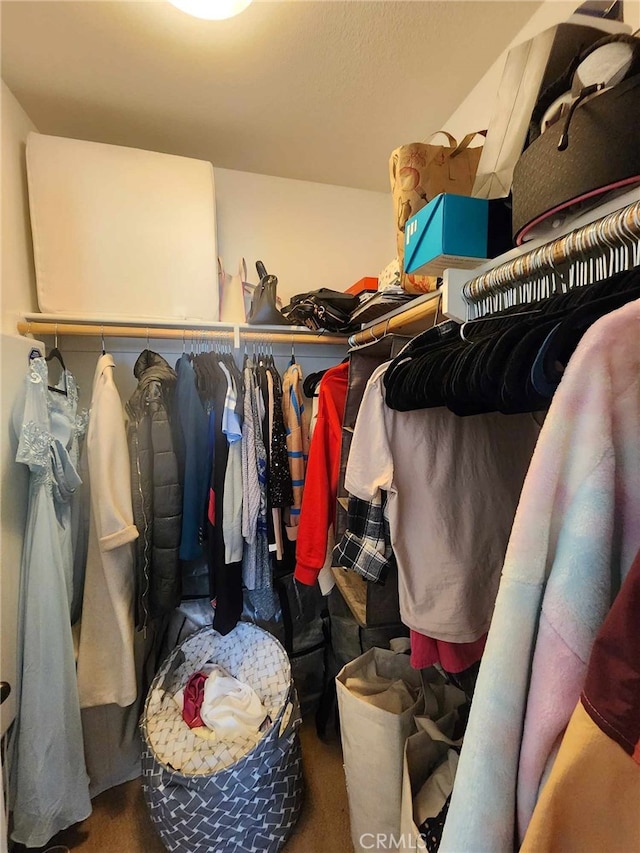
13 721 353 853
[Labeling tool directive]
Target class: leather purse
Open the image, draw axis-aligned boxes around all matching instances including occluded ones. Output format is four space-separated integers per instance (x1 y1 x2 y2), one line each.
246 261 291 326
282 288 360 333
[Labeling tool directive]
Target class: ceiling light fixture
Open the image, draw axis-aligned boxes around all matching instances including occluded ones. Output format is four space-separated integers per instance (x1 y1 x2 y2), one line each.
168 0 253 20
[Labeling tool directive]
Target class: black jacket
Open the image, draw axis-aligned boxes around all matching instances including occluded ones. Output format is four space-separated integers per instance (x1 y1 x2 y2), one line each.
126 350 182 629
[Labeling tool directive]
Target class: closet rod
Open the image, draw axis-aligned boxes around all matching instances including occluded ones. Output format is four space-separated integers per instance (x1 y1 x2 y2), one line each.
463 200 640 306
348 291 440 347
16 320 348 347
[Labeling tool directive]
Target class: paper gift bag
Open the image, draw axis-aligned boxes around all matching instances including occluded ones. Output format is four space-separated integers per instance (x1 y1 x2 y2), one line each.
218 257 249 323
336 647 424 853
389 132 484 293
399 713 465 852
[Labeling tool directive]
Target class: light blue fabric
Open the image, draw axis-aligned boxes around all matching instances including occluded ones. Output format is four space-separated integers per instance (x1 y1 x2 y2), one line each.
219 361 242 444
8 357 91 848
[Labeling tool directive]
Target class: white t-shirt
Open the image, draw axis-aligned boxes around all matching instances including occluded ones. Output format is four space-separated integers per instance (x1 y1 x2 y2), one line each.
345 363 540 642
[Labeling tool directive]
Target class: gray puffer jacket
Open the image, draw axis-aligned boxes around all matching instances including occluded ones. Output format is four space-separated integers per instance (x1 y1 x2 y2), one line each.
126 350 182 630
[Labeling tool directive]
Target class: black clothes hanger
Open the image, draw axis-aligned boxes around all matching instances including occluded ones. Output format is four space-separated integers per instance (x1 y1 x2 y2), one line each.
538 274 640 389
303 370 327 398
45 328 68 396
383 265 640 415
302 357 349 399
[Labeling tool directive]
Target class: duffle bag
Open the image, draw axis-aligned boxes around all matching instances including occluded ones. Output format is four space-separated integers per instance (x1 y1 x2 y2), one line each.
141 623 303 853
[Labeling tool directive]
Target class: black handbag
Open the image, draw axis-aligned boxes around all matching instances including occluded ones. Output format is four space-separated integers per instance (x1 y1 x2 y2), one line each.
513 35 640 243
246 261 291 326
282 288 361 333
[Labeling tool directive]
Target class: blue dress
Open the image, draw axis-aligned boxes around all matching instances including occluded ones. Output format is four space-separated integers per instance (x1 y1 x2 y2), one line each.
8 357 91 847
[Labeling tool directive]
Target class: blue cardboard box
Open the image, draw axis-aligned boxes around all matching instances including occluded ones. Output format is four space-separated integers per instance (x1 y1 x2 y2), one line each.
404 193 489 276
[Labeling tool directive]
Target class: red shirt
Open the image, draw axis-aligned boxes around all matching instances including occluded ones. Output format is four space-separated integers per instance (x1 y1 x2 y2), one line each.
294 362 348 585
410 629 487 673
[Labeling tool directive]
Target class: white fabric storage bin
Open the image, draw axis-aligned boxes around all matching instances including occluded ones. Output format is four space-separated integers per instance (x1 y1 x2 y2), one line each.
336 647 424 853
26 133 218 320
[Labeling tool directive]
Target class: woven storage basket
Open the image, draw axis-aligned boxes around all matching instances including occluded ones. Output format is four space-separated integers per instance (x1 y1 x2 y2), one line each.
141 623 303 853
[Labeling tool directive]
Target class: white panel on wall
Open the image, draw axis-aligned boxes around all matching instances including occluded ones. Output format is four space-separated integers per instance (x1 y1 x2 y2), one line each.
1 82 39 334
213 167 395 303
26 132 219 321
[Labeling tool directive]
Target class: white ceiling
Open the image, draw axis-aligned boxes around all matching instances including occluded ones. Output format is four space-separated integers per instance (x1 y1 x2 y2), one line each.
1 1 541 191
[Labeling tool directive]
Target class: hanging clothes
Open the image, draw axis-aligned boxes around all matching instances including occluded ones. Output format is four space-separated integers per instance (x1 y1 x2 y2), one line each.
520 545 640 853
281 362 310 540
77 353 139 709
440 298 640 853
303 369 325 440
189 350 219 605
265 368 283 562
267 364 293 562
294 361 349 586
174 354 209 564
337 345 393 544
267 363 294 511
126 350 182 628
205 352 243 636
333 490 394 585
334 484 487 679
242 360 276 619
409 630 486 674
241 361 261 545
345 362 539 642
254 361 278 557
219 360 243 564
8 357 91 848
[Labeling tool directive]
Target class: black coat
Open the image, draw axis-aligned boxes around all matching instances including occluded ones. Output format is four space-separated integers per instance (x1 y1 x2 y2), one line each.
126 350 182 629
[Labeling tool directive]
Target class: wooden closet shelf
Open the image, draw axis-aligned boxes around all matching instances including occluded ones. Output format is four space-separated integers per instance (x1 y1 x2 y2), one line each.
348 291 440 348
17 316 349 347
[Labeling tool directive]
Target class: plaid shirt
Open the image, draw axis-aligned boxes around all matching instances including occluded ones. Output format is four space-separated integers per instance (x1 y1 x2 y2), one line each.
332 491 395 584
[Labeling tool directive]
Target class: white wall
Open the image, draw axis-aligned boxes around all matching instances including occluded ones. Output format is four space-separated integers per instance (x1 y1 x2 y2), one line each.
444 1 579 139
213 166 394 302
0 83 42 741
627 1 640 32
